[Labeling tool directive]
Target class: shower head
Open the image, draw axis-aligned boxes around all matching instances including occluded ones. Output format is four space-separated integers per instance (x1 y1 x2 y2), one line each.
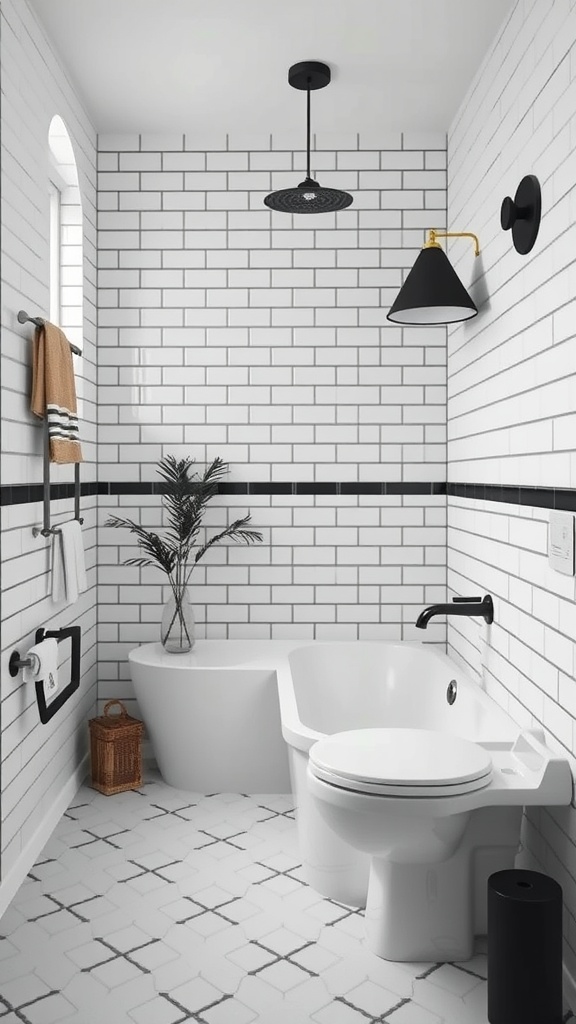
264 61 353 215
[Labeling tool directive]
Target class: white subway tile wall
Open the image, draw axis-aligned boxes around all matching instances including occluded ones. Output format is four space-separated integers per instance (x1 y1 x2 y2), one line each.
98 492 448 699
96 132 447 482
447 0 576 980
0 0 97 882
96 131 448 696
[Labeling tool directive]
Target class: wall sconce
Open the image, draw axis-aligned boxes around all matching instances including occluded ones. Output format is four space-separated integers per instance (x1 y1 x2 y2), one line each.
500 174 541 255
387 229 480 325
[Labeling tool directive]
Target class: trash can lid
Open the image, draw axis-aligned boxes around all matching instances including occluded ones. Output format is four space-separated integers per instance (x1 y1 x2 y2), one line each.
489 869 562 902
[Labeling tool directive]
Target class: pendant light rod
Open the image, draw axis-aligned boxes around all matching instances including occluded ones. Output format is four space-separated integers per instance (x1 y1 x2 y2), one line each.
306 85 311 179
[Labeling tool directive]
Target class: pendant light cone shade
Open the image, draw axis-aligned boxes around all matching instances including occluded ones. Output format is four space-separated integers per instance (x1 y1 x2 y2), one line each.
387 246 478 325
264 61 353 214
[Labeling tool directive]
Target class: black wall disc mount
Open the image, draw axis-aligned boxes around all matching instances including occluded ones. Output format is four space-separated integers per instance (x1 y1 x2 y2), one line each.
500 174 541 255
288 61 331 91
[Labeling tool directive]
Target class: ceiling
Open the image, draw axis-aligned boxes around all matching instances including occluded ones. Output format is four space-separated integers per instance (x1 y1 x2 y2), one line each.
29 0 514 134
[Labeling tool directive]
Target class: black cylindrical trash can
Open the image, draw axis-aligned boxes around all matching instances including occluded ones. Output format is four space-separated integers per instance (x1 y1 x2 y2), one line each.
488 869 563 1024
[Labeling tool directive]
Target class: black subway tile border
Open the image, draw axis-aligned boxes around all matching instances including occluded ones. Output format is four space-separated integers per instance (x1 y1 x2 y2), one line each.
447 483 574 511
99 481 447 497
552 490 576 513
2 480 576 510
1 480 446 505
0 481 99 506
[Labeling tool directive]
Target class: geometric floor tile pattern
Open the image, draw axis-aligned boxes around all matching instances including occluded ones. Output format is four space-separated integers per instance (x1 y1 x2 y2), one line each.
0 772 541 1023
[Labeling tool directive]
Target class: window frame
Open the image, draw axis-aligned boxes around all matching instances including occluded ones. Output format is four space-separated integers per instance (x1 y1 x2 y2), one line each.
48 179 62 324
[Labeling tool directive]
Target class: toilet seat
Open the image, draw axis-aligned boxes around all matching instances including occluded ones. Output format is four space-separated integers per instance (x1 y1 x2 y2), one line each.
309 728 493 798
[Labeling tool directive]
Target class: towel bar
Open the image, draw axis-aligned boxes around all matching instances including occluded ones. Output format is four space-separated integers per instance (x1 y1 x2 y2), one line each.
31 418 83 537
32 516 84 539
21 309 84 537
18 309 82 356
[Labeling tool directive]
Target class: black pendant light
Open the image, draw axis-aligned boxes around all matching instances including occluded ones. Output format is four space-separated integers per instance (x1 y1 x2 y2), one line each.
264 61 353 214
387 230 480 325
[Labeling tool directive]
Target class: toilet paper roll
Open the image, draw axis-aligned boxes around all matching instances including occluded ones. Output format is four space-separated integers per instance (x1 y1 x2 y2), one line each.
22 638 59 701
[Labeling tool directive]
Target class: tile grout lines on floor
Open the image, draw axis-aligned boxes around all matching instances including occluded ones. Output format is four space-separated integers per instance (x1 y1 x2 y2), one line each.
0 772 490 1024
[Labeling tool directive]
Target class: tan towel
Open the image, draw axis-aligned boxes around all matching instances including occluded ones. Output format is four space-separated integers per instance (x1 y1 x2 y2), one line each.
30 321 83 464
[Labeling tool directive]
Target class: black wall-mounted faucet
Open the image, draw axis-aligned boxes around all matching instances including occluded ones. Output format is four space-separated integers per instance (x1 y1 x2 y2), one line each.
415 595 494 630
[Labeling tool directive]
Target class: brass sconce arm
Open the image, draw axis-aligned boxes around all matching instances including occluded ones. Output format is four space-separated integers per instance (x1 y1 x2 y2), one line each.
424 229 480 257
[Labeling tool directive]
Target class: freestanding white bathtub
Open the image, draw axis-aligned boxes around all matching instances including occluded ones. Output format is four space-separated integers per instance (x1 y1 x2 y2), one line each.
129 641 294 793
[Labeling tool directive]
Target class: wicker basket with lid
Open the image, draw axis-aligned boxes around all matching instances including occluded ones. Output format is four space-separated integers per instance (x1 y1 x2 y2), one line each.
89 699 144 795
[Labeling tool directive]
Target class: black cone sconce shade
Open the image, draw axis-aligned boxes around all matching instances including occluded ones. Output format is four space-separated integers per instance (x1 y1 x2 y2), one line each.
264 61 353 214
387 230 480 325
500 174 541 254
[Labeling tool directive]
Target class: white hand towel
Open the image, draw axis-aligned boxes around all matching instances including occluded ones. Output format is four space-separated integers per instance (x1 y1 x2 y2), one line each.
51 531 66 603
70 520 87 594
51 521 87 605
60 521 80 603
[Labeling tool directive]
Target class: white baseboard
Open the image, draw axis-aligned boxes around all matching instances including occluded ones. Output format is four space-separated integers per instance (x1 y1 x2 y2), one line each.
0 755 88 920
564 962 576 1015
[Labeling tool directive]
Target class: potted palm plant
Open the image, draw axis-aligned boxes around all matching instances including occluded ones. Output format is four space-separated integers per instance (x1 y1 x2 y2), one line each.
106 455 263 653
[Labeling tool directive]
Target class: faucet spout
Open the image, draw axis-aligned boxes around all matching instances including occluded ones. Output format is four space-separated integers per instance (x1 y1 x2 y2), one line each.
415 595 494 630
416 603 452 629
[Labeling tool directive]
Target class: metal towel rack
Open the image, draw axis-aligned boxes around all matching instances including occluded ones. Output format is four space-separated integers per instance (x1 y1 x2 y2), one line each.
18 310 82 355
32 422 83 537
19 310 84 537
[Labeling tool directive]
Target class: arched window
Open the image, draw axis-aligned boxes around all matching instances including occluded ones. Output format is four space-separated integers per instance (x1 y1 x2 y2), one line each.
48 116 83 388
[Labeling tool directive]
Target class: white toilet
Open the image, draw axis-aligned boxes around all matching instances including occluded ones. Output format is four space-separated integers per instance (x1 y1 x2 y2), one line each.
307 726 572 962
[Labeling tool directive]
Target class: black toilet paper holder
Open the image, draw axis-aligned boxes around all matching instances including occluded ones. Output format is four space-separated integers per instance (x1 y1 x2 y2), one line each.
9 626 82 725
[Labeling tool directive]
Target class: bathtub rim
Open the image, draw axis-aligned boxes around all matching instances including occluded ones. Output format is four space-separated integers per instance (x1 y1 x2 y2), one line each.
127 638 518 758
276 640 523 754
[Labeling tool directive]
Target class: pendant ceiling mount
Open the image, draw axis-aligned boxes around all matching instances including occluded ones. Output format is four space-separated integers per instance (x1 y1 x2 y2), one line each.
264 60 353 214
288 60 331 92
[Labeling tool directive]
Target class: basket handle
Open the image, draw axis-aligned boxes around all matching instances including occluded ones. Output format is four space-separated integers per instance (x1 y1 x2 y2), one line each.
103 699 129 718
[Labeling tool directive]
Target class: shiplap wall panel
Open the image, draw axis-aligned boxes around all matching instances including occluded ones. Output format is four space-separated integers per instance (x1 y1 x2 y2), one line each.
0 0 97 883
447 0 576 979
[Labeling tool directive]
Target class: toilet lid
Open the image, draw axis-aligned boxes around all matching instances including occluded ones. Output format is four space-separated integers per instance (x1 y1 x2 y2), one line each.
309 728 492 797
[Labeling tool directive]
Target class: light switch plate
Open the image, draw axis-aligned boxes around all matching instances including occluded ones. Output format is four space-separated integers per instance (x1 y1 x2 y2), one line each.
549 511 575 576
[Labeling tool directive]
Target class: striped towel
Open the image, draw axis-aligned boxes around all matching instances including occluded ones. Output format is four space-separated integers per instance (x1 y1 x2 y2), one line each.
30 321 83 464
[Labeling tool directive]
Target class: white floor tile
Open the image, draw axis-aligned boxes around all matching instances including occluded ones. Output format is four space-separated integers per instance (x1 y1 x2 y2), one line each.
388 1001 444 1024
0 772 490 1024
423 963 484 997
169 974 223 1011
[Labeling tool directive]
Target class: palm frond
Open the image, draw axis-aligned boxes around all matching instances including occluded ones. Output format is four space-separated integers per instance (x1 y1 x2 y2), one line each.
194 514 263 564
105 514 177 575
157 455 198 545
123 557 167 569
157 455 229 548
107 456 263 579
186 457 228 519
